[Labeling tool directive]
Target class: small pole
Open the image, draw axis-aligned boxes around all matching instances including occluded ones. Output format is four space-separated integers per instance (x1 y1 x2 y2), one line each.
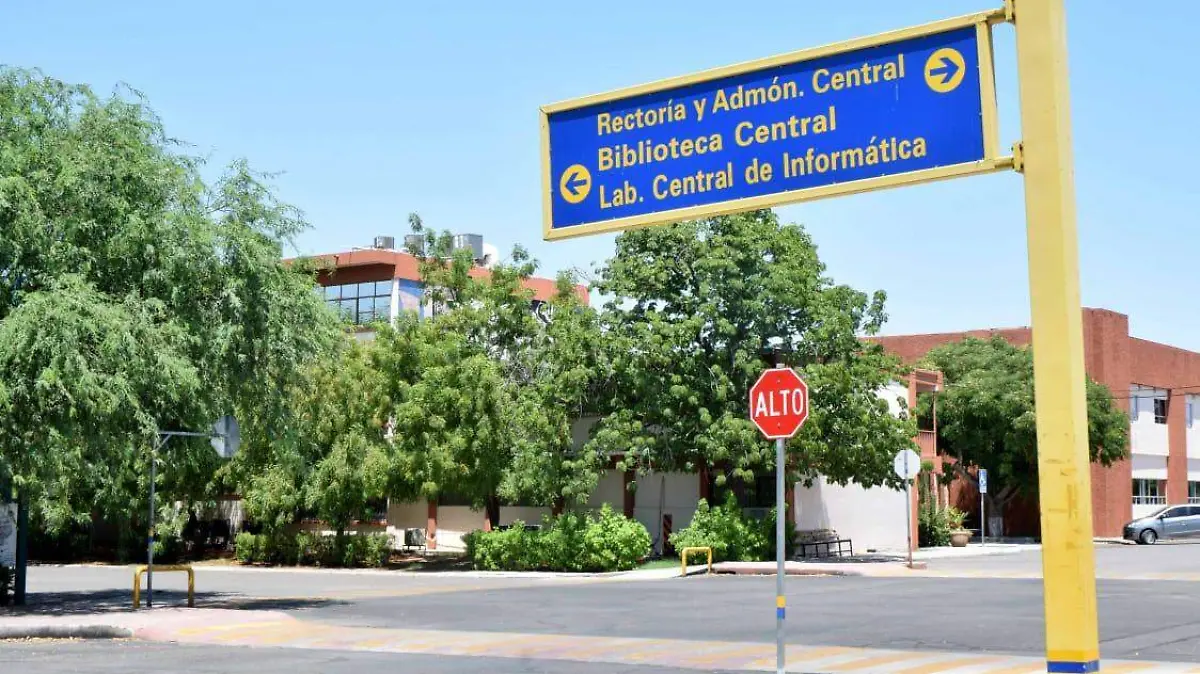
775 434 786 674
15 490 28 606
981 493 987 547
146 436 165 608
904 475 913 570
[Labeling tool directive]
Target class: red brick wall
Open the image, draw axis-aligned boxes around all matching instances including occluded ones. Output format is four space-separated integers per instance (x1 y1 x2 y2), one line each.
1128 337 1200 504
875 308 1200 537
1080 310 1131 537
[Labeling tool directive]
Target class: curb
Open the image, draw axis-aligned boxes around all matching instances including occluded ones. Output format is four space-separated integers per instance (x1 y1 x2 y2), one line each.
0 624 132 640
712 562 866 577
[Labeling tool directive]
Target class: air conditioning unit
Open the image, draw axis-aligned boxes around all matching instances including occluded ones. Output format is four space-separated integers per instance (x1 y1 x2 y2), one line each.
403 234 425 256
372 235 395 250
453 233 484 262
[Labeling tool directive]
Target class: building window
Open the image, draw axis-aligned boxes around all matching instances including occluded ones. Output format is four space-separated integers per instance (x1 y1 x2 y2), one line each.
1154 398 1168 425
1190 481 1200 505
324 280 392 325
1133 478 1166 505
1188 397 1195 428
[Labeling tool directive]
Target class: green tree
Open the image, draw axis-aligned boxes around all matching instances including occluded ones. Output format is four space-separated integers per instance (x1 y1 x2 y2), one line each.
373 313 520 524
500 275 612 510
591 210 917 496
396 215 611 523
0 68 340 543
918 336 1129 522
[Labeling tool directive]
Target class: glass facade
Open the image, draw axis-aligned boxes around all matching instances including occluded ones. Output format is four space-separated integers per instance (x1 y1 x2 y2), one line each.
324 280 393 325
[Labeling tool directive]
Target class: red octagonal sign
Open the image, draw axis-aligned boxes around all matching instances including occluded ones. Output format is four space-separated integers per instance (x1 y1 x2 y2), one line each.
749 368 809 439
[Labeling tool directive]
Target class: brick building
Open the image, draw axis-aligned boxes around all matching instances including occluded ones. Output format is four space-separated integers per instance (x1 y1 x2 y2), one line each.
874 308 1200 538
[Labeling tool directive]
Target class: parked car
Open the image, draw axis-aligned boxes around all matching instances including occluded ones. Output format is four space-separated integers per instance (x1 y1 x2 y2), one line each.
1123 505 1200 544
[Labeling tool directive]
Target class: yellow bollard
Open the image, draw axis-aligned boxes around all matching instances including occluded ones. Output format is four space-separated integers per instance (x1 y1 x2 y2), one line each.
679 546 713 577
133 564 195 609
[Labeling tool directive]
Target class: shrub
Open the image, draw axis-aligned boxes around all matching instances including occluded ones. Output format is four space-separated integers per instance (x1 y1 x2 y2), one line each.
358 532 392 568
235 531 263 564
918 504 952 547
582 505 649 571
669 494 793 563
466 506 650 572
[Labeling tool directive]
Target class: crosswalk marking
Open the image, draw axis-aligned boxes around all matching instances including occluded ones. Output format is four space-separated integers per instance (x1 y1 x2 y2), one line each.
891 656 1004 673
824 653 926 670
146 617 1200 673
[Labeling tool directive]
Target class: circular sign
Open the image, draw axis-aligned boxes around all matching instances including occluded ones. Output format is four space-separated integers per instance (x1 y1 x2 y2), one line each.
893 449 922 481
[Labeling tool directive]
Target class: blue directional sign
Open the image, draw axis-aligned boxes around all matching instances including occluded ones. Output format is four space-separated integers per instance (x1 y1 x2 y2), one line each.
540 19 1003 240
979 468 988 494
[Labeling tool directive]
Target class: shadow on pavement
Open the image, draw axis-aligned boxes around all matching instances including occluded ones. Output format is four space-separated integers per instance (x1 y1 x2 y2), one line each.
0 590 345 616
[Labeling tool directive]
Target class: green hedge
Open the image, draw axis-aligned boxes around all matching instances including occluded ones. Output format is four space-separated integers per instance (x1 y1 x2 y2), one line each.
464 504 650 572
234 531 391 568
669 494 795 563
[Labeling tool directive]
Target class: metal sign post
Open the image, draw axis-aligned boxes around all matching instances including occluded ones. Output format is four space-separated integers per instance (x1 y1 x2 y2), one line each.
145 420 240 608
749 364 809 674
979 469 989 546
893 449 921 569
774 433 786 674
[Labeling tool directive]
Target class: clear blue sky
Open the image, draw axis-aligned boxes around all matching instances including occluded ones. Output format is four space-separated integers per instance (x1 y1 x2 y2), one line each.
6 1 1197 349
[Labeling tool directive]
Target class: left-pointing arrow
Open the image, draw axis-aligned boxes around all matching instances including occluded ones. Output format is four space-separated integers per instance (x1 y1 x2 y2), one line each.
566 170 588 196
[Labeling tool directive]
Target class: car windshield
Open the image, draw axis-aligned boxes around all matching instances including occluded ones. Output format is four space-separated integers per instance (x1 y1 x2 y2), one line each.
1144 506 1173 519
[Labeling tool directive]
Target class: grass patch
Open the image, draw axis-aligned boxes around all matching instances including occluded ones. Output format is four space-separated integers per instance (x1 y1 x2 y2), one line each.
638 557 681 570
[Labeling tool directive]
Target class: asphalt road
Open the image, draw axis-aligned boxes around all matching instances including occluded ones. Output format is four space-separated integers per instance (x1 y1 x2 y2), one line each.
6 545 1200 671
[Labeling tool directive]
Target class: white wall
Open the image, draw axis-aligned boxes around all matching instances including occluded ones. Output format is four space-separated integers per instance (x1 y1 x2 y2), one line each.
1130 387 1169 455
795 478 909 553
385 499 427 547
585 470 626 511
500 506 551 527
877 382 909 418
1131 453 1168 480
631 471 699 553
436 506 483 551
1133 503 1166 520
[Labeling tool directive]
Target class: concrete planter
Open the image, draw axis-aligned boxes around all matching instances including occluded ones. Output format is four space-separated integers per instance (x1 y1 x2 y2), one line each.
950 530 971 547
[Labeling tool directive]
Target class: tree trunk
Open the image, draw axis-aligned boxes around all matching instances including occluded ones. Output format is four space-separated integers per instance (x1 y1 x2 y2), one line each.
485 494 501 531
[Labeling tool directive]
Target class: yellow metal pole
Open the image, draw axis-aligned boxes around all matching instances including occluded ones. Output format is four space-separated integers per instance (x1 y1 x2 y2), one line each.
1013 1 1100 672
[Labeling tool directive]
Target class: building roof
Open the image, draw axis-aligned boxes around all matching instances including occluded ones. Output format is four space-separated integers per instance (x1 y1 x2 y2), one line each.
290 248 588 305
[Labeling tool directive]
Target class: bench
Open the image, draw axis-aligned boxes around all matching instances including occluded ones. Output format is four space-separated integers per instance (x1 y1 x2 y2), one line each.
796 529 853 559
797 539 853 558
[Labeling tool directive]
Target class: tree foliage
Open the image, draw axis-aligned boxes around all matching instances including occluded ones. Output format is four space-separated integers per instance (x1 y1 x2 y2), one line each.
591 211 917 492
918 336 1129 512
0 68 340 537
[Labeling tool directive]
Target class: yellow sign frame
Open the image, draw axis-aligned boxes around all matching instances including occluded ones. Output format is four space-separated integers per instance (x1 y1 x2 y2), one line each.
539 9 1010 242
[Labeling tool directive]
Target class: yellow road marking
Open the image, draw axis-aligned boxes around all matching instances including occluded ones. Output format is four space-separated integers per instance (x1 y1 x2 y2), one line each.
976 662 1045 674
675 642 772 666
825 652 926 671
174 619 292 637
745 646 853 668
621 638 679 661
890 656 1003 674
1097 664 1157 673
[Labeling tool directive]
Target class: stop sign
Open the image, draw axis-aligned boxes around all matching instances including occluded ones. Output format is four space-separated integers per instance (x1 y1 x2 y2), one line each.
749 368 809 439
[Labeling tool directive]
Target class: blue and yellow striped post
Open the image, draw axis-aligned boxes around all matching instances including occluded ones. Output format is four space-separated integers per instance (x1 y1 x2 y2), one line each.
1014 0 1101 671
